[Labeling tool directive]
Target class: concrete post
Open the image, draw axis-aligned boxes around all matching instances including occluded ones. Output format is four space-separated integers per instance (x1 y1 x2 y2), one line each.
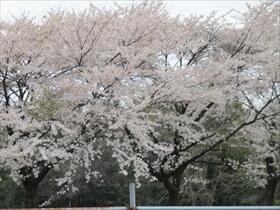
129 182 136 209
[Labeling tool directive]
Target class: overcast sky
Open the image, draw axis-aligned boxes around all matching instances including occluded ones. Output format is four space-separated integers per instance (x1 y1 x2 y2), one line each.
1 0 259 22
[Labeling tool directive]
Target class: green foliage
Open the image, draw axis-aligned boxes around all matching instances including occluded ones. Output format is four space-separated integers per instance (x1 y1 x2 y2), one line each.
0 169 24 208
27 88 63 121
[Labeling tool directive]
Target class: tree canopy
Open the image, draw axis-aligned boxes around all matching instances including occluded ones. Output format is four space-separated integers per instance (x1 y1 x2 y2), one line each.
0 0 279 207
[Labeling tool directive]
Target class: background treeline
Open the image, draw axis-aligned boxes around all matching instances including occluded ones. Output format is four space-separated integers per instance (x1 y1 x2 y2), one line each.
0 0 279 208
1 146 279 208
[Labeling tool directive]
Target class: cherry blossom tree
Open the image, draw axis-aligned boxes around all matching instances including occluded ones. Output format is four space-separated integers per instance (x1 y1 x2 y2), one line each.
0 9 113 207
105 1 280 205
242 101 280 205
0 0 279 207
0 2 168 206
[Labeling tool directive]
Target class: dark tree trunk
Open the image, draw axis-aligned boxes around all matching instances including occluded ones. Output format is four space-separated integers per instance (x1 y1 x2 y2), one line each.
263 176 278 205
163 172 182 206
23 181 39 208
262 156 279 205
167 190 180 206
20 164 51 208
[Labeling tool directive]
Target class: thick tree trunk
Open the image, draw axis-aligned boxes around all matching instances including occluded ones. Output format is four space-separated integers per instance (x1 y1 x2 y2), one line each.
263 177 278 205
163 172 182 206
167 190 180 206
262 156 278 205
23 181 39 208
206 163 216 205
20 164 51 208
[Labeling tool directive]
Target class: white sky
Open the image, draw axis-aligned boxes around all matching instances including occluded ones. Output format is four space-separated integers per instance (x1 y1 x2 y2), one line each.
0 0 260 22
